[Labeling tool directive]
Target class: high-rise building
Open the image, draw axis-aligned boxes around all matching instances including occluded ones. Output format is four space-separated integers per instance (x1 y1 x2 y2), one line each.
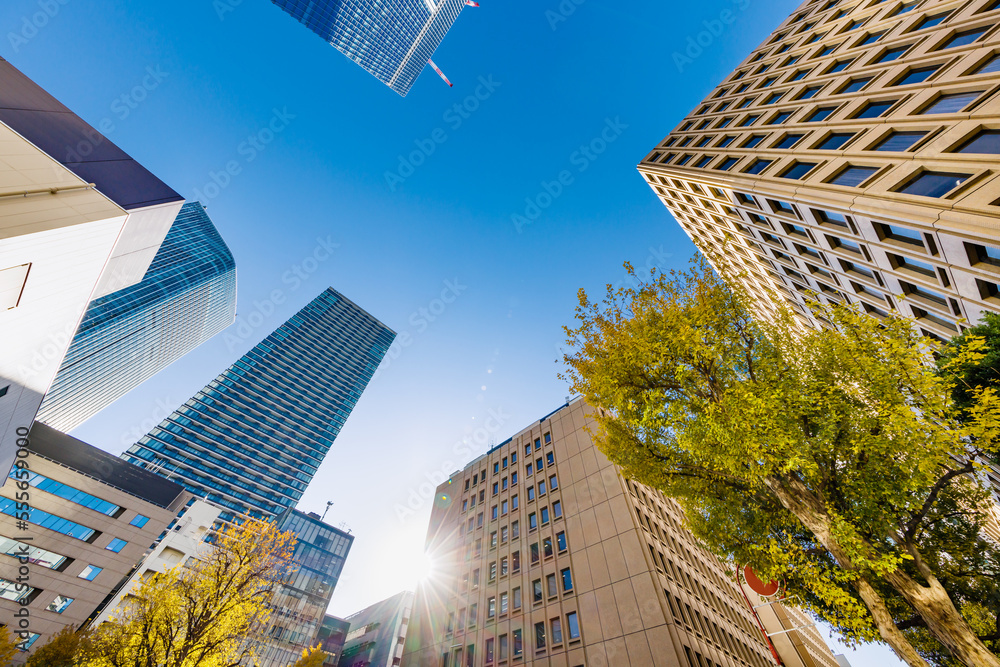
339 590 413 667
401 399 837 667
250 509 354 667
36 202 237 432
638 0 1000 342
269 0 469 96
0 422 192 653
0 56 182 476
124 288 395 520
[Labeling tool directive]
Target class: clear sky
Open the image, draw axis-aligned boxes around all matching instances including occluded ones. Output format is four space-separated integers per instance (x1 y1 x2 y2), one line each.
3 0 903 664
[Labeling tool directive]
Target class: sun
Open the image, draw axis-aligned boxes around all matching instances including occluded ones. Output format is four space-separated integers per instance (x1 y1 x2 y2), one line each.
408 550 437 587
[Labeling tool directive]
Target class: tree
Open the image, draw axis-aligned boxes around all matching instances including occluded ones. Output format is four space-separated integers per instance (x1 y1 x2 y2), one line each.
290 645 326 667
82 518 296 667
26 626 93 667
940 312 1000 417
561 256 1000 667
0 626 20 667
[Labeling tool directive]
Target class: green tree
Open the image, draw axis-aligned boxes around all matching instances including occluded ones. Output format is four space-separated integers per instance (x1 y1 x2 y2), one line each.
561 256 1000 667
0 626 20 667
940 312 1000 417
82 518 296 667
25 626 93 667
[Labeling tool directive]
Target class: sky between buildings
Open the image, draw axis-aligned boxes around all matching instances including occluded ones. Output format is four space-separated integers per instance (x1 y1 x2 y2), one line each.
2 0 903 664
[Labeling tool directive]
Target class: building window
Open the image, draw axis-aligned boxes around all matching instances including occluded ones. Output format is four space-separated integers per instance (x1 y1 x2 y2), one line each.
921 91 982 114
492 483 498 496
524 444 531 456
527 487 535 502
939 27 988 50
717 157 739 170
9 470 122 517
500 592 509 615
535 622 546 650
501 477 508 491
46 595 74 614
694 155 713 168
0 498 98 542
816 133 854 150
874 131 926 152
488 596 496 618
547 573 558 597
0 577 36 603
877 223 925 248
541 507 550 524
485 637 494 663
780 162 817 180
567 612 581 640
501 500 508 515
513 629 523 656
973 53 1000 75
954 129 1000 154
827 165 878 187
0 386 8 398
501 525 508 543
553 500 563 519
745 159 771 175
551 618 563 645
491 532 498 549
797 85 822 100
533 579 543 603
78 564 102 582
531 542 540 564
889 253 938 278
469 603 478 626
894 66 938 86
556 531 568 552
828 59 852 73
967 242 1000 268
854 100 896 118
512 520 519 538
549 474 558 490
915 12 950 30
512 550 520 572
895 171 970 198
513 587 522 610
562 568 574 592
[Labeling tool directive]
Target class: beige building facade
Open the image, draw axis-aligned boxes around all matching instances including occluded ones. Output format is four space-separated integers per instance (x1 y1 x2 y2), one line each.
401 400 837 667
637 0 1000 533
0 423 190 654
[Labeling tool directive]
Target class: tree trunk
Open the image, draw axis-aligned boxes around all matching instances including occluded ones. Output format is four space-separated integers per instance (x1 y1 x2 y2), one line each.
853 578 930 667
763 475 1000 667
885 568 1000 667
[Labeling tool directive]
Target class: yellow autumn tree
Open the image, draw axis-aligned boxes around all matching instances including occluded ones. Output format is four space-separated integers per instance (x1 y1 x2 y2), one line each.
0 626 19 667
562 255 1000 667
289 645 326 667
81 518 296 667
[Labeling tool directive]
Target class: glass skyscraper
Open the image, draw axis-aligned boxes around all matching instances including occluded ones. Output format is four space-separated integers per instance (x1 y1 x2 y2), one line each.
124 288 395 520
270 0 468 96
36 202 237 432
250 509 354 667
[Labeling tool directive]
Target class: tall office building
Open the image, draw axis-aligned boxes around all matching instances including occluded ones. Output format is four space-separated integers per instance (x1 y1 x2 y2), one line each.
36 202 237 432
317 615 351 667
638 0 1000 342
401 400 837 666
0 57 182 476
124 288 394 520
250 509 354 667
339 590 414 667
269 0 469 96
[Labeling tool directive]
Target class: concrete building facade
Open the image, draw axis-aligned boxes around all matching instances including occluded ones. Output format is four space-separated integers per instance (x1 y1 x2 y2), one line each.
0 56 182 475
638 0 1000 342
402 400 836 667
0 423 190 652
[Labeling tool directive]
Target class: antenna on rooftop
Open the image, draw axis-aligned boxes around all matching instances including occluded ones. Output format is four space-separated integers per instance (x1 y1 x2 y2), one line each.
322 501 334 522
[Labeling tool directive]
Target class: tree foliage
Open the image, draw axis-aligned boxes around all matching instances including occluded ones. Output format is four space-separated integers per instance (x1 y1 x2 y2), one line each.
26 626 93 667
290 645 326 667
561 256 1000 667
0 626 20 667
81 518 296 667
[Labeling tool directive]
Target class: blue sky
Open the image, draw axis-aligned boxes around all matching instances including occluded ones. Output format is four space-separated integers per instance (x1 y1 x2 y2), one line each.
4 0 903 663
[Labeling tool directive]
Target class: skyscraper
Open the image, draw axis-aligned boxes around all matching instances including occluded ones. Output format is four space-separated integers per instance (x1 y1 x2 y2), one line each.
124 288 394 520
36 202 237 433
638 0 1000 341
0 56 181 476
401 400 837 667
250 509 354 667
269 0 469 96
